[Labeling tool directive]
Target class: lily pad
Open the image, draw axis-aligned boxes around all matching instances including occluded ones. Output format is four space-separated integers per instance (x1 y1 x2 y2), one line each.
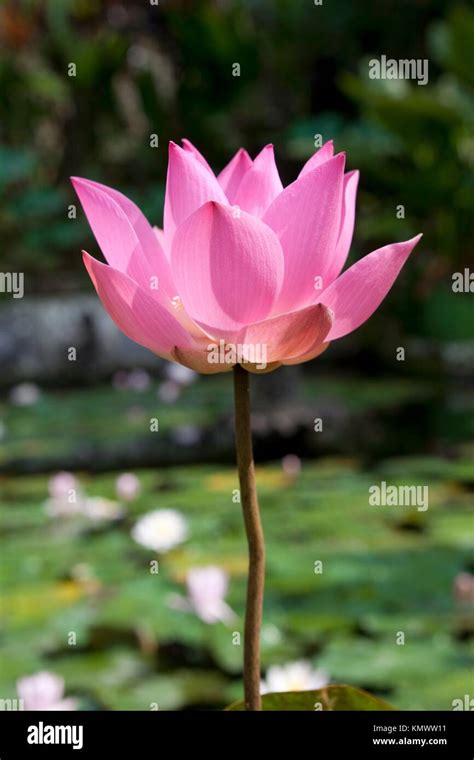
226 684 395 711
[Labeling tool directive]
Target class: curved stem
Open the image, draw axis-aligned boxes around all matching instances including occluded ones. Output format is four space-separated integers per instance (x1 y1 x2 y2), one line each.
233 364 265 711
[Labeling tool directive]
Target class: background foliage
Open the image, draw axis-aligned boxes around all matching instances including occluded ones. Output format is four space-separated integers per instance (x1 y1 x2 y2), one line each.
0 0 473 711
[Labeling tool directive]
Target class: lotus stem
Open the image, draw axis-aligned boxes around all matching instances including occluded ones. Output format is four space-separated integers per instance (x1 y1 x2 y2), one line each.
233 364 265 711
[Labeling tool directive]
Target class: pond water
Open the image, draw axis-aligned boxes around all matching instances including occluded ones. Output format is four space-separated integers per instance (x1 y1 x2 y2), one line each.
0 374 472 710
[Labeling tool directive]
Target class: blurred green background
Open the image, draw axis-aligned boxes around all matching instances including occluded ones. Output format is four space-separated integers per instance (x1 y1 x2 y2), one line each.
0 0 473 711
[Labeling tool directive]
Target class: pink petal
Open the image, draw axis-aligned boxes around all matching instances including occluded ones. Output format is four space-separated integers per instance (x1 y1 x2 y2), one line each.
282 342 330 366
243 303 333 363
171 201 284 334
298 140 334 177
83 252 194 360
17 672 65 709
217 148 253 203
153 226 166 250
263 153 345 314
245 361 282 374
326 170 359 283
233 144 283 218
164 142 228 249
187 567 228 603
181 138 214 174
173 346 234 374
318 234 422 340
71 178 176 298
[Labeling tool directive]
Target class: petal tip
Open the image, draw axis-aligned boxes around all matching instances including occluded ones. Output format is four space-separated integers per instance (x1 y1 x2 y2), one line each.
306 151 345 178
318 302 334 319
254 143 275 162
82 249 99 267
397 232 423 252
70 176 104 197
207 199 228 213
70 176 88 191
82 250 97 281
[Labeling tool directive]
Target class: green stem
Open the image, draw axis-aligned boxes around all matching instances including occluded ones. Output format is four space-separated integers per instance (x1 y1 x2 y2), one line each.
233 364 265 711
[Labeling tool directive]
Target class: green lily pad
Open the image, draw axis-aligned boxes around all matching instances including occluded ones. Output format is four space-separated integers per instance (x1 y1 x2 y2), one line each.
226 684 396 711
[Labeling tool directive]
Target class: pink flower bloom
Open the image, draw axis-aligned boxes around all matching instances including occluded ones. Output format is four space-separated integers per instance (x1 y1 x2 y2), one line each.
48 471 78 501
16 671 78 711
45 471 83 517
116 472 141 501
72 141 421 374
157 379 181 403
186 566 235 624
168 566 235 624
281 454 302 478
453 572 474 604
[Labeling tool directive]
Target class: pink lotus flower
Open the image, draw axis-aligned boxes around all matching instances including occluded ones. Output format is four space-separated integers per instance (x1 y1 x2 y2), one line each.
17 671 78 711
168 566 236 624
116 472 141 501
72 140 421 373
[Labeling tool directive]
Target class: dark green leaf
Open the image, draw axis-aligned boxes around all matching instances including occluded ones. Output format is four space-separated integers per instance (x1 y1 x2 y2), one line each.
226 684 396 711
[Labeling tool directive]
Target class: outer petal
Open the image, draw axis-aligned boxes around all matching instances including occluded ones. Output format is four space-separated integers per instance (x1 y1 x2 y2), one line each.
171 201 284 334
282 341 330 366
242 303 333 364
72 177 176 298
181 138 214 174
244 361 282 374
163 142 228 250
153 226 166 250
298 140 334 177
173 346 234 375
233 145 283 218
263 153 345 314
326 170 359 283
83 252 194 360
217 148 252 203
318 234 422 341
